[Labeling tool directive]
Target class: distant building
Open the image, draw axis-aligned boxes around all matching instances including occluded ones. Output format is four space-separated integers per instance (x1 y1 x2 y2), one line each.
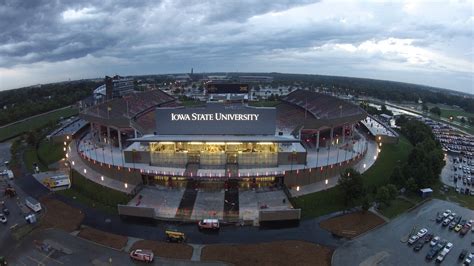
93 84 106 101
105 75 135 99
175 74 191 84
239 76 274 83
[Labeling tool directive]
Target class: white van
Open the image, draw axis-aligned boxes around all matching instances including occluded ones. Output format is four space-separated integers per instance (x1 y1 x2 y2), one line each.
25 197 42 212
6 170 14 180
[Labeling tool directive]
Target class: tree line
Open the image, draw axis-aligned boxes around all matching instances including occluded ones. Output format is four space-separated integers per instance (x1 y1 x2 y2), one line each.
338 116 445 210
0 80 98 126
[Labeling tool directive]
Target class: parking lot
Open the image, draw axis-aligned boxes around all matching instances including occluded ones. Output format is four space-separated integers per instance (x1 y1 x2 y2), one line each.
441 154 474 196
333 199 474 266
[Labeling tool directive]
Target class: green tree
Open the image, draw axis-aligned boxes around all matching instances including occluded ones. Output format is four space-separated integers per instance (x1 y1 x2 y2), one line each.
25 130 39 147
361 196 371 212
429 106 441 116
338 168 364 208
422 103 428 112
375 186 391 206
389 165 405 188
386 184 398 199
406 178 418 192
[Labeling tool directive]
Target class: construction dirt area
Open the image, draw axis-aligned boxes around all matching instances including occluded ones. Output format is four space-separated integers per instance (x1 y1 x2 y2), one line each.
201 240 333 266
39 196 84 232
319 211 385 239
130 240 193 260
77 227 128 250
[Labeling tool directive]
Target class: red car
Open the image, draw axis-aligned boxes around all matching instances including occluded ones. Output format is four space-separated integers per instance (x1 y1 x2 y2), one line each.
460 224 471 236
130 249 154 262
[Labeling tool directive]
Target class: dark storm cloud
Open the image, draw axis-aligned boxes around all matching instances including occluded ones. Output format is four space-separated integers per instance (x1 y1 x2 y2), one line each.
0 0 472 93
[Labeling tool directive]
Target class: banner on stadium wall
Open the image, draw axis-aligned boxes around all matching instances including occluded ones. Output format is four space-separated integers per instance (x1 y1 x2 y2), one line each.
155 104 276 135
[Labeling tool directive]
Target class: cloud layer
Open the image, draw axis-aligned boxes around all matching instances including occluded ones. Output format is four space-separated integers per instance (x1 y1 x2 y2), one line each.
0 0 472 93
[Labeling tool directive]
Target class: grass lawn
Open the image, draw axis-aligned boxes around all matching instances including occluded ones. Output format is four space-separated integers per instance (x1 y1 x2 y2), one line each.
292 136 413 218
362 135 413 188
378 198 414 219
24 146 49 173
57 188 118 214
57 170 132 215
0 106 78 142
37 140 64 166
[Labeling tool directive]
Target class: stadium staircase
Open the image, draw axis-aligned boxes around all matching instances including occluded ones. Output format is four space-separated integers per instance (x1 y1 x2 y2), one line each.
175 180 198 220
223 180 240 222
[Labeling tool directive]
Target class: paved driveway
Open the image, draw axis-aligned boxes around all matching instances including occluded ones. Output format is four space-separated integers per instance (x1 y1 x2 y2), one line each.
8 229 225 265
333 199 474 266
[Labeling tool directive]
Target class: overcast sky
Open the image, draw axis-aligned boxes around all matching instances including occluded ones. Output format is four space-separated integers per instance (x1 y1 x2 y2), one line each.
0 0 473 93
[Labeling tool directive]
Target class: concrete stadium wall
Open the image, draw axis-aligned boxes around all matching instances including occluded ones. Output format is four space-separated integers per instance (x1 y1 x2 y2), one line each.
278 151 307 165
117 205 155 218
283 152 365 187
79 154 142 185
124 150 151 164
259 209 301 222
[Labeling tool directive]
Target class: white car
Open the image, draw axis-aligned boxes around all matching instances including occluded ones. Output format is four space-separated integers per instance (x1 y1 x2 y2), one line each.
417 228 428 238
430 236 440 247
408 235 419 245
442 242 453 253
442 210 452 217
0 213 7 224
465 253 474 265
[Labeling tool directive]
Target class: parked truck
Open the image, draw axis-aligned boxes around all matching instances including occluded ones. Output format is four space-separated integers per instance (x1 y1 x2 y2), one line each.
25 197 42 212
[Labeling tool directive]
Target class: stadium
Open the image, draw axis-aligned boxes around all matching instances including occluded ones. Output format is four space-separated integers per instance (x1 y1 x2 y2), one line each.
78 82 369 188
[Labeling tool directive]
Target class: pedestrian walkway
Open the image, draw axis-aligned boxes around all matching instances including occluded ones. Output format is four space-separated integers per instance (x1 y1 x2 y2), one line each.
68 142 135 193
77 132 369 177
290 139 378 197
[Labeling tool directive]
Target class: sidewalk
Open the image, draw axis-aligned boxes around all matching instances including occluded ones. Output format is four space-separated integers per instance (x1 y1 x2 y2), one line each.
290 139 378 197
68 141 135 194
78 133 369 177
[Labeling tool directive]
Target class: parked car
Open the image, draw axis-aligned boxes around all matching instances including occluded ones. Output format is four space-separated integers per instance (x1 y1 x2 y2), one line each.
430 236 440 247
449 221 458 230
442 218 451 226
130 249 153 262
417 228 428 238
198 219 220 230
0 214 6 224
460 249 468 260
408 235 419 245
464 253 474 265
1 207 8 215
442 209 452 217
414 241 424 251
436 213 444 223
455 223 464 232
423 234 433 243
460 224 471 235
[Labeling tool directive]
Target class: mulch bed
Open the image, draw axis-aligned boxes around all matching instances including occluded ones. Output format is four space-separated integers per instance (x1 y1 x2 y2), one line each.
130 240 193 260
39 197 84 232
319 211 385 239
77 227 128 250
201 240 333 266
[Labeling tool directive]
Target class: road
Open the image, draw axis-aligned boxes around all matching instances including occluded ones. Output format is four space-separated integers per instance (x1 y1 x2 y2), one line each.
8 229 225 266
0 141 35 254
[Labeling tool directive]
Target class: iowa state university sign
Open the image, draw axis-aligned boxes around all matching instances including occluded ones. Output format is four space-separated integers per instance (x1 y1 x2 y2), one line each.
156 104 276 135
171 113 260 121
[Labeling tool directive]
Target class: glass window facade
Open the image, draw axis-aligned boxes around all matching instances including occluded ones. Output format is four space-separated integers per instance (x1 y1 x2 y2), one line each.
149 141 278 168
